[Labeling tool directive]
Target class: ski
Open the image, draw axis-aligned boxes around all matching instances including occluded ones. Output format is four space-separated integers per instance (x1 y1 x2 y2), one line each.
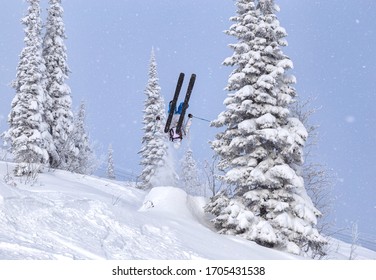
176 73 196 135
164 73 185 133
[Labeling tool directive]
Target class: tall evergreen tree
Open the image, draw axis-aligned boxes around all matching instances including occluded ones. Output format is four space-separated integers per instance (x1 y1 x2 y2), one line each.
138 49 176 189
4 0 50 176
181 148 202 196
206 0 326 255
43 0 75 169
107 144 116 180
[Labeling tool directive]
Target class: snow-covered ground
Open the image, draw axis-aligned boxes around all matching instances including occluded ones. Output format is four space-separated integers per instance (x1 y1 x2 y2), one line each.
0 161 375 260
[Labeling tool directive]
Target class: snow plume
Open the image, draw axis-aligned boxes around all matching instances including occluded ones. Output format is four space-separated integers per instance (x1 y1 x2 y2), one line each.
150 143 178 187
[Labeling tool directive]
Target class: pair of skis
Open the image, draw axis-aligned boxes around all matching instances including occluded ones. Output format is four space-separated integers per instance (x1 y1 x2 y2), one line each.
164 73 196 138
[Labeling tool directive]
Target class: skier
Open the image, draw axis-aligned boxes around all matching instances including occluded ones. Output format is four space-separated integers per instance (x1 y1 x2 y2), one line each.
164 73 196 144
167 101 192 142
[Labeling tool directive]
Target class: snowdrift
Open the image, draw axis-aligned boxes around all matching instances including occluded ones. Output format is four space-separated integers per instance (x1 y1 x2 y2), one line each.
0 161 375 260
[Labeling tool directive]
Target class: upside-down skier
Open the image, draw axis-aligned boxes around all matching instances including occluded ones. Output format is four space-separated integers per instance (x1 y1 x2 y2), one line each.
167 101 193 142
164 73 196 144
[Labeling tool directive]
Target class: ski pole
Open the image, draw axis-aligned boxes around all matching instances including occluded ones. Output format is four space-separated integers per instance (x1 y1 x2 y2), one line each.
189 114 211 123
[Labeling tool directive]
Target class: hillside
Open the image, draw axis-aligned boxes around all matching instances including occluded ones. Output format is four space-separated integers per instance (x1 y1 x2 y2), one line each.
0 161 375 260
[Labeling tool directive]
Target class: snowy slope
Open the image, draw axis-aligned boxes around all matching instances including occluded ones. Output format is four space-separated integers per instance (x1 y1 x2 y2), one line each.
0 161 375 260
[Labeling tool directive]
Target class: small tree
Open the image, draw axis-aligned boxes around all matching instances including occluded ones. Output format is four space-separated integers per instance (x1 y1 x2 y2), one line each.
4 0 50 176
138 49 176 189
107 144 116 180
43 0 76 169
290 97 334 241
349 223 359 260
181 148 202 196
203 154 226 197
69 101 94 174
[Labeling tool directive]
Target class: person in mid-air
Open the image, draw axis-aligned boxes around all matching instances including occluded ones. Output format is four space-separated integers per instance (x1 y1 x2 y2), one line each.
167 101 192 142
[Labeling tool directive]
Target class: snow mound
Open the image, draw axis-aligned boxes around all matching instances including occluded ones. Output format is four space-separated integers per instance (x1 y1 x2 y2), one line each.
139 186 211 228
139 187 192 217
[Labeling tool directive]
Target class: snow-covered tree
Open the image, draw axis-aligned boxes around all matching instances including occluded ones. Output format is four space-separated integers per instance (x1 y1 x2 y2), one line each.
203 154 226 197
181 148 202 196
107 144 116 180
4 0 50 176
138 49 176 189
206 0 326 255
43 0 75 169
69 101 94 174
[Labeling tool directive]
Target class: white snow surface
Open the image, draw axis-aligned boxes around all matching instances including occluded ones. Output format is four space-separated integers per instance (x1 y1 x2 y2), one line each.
0 161 375 260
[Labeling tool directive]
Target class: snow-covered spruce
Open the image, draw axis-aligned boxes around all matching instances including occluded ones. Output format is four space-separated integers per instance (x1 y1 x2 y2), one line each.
181 148 203 196
43 0 76 170
69 101 94 174
4 0 50 176
107 144 116 180
138 49 176 189
206 0 326 255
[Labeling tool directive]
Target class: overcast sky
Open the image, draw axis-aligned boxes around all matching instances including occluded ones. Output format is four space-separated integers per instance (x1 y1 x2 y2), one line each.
0 0 375 246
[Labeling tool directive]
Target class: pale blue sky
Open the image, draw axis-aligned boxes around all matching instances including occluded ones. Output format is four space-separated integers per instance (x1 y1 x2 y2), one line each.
0 0 375 247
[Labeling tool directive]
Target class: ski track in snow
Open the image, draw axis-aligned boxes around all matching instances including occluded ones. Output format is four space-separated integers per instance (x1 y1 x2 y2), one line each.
0 161 375 260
